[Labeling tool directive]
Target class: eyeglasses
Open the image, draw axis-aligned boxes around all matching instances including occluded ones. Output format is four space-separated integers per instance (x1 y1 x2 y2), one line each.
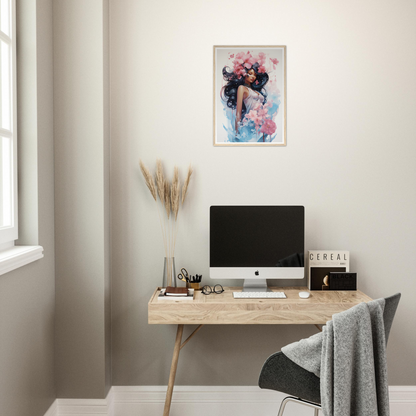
201 284 224 295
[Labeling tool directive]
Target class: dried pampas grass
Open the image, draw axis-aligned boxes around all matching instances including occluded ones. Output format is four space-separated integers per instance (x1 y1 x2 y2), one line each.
164 180 170 219
182 164 193 205
171 167 180 220
139 160 157 201
156 159 165 203
139 159 194 285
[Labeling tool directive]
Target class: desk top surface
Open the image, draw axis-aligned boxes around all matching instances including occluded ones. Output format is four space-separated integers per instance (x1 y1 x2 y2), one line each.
148 286 372 325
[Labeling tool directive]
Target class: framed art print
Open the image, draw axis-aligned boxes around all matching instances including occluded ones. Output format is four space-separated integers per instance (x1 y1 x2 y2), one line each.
214 45 286 146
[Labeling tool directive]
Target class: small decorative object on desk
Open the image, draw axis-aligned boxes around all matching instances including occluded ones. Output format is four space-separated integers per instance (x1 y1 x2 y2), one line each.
165 286 188 296
139 159 193 288
163 257 176 289
178 268 202 290
187 274 202 290
308 250 349 291
177 267 190 284
157 287 195 301
328 272 357 290
202 284 224 295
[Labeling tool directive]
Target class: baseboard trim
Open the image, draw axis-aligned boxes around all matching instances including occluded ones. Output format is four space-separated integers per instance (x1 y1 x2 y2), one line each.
57 389 114 416
389 385 416 402
112 385 281 403
45 385 416 416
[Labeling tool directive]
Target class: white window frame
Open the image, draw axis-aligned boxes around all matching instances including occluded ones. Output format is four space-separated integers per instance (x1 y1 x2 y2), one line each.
0 0 17 246
0 0 43 274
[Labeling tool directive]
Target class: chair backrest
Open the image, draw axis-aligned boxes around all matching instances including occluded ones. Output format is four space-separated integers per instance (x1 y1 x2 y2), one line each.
383 293 401 345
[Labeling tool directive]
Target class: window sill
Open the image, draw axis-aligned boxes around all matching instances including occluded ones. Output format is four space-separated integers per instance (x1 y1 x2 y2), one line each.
0 245 44 276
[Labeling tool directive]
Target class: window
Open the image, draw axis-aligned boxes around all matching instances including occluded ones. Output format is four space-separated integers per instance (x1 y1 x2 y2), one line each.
0 0 42 274
0 0 17 247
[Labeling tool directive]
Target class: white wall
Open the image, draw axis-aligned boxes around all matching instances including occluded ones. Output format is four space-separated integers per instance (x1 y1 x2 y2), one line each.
110 0 416 385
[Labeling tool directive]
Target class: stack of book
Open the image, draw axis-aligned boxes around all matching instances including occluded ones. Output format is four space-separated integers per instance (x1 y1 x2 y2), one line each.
308 250 350 290
157 286 195 301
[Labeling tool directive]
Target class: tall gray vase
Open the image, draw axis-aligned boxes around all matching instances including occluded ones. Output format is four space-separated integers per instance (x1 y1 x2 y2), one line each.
162 257 176 288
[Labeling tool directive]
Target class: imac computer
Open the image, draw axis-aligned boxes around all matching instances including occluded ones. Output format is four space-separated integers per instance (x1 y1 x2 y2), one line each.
209 205 305 292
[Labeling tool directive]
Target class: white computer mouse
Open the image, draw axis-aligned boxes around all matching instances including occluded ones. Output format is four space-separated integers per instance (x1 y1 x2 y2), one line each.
299 291 311 299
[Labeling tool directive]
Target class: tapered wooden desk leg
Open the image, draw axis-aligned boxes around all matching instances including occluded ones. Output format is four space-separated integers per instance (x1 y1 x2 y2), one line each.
163 324 184 416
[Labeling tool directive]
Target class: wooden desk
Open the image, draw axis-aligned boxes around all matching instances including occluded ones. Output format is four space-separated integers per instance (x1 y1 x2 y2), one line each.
148 286 372 416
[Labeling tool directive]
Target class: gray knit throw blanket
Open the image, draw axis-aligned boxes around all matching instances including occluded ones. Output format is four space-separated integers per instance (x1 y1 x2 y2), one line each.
282 299 390 416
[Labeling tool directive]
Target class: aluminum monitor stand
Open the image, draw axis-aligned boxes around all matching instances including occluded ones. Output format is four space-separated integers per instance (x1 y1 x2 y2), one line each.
242 278 269 292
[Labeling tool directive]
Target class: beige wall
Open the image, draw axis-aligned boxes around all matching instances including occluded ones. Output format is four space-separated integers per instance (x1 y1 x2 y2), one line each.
110 0 416 386
0 1 56 415
53 0 111 399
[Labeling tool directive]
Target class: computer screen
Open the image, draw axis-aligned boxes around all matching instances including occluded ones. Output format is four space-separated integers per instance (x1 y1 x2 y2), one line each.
209 205 305 289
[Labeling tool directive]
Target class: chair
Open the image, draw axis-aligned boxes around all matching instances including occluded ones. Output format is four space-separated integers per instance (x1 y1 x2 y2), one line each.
258 293 401 416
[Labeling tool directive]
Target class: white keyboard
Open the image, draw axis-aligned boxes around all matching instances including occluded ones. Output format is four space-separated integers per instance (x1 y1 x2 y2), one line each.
233 291 286 299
